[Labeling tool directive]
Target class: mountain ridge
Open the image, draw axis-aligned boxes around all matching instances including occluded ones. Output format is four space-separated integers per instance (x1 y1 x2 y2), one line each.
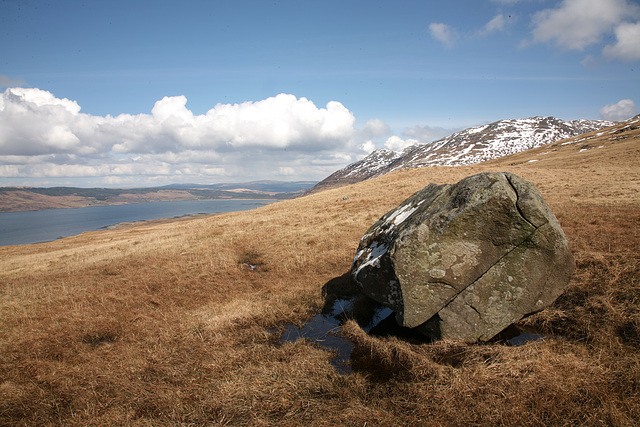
310 116 615 193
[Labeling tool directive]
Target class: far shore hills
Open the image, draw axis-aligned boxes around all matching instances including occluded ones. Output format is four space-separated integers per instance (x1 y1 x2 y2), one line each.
0 181 317 213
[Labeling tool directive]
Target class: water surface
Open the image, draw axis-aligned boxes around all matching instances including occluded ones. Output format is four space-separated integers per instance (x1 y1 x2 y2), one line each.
0 199 274 246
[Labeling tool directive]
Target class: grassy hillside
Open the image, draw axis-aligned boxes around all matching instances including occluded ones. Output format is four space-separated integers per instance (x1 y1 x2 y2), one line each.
0 120 638 425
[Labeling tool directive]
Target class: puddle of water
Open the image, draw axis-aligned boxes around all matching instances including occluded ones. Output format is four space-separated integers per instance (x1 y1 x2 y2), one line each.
491 324 548 346
367 311 435 342
278 294 550 374
281 315 353 374
362 306 394 333
280 298 356 374
507 331 546 346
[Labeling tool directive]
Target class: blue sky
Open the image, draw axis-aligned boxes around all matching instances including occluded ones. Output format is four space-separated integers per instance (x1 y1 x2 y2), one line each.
1 0 639 187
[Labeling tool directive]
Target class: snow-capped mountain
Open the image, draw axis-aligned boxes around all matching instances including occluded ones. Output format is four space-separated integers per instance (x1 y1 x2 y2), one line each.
379 116 614 174
311 116 614 192
310 148 403 192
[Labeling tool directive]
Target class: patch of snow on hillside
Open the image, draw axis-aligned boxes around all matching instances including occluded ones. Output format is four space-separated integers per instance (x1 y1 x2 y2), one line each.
466 125 488 134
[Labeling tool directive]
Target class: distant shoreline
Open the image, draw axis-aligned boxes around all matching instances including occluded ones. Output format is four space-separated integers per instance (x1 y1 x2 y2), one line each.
0 199 277 246
0 182 313 213
0 195 280 214
98 212 216 231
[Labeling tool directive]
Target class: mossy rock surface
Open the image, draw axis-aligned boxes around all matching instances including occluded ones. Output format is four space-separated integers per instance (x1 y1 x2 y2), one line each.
351 172 574 342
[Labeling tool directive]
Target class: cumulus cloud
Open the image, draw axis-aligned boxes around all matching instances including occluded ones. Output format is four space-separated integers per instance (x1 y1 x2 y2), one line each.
0 88 91 156
358 118 391 140
111 93 355 154
355 123 454 158
360 140 376 154
429 23 458 48
384 136 419 153
599 99 638 121
0 89 355 156
526 0 640 62
603 21 640 61
354 118 392 155
0 88 360 185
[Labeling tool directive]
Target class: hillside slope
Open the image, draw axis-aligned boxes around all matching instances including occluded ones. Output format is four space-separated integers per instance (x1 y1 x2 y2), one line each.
0 116 638 425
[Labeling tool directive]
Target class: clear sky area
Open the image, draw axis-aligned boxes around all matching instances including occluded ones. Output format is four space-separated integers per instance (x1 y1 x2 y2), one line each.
1 0 639 187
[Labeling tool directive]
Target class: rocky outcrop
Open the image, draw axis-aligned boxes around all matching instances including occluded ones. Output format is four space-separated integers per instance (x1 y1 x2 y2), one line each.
350 172 574 342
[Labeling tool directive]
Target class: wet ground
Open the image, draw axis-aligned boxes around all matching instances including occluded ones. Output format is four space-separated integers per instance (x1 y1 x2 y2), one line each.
279 294 547 374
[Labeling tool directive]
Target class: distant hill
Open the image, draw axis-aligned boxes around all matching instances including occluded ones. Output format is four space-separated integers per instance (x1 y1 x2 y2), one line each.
310 116 615 193
0 180 317 212
159 180 317 193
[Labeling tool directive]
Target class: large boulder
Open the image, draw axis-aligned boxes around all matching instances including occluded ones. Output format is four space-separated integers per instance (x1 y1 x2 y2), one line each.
350 172 574 342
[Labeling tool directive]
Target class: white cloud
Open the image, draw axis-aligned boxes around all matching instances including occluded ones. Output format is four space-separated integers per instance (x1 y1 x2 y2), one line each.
360 140 376 154
354 118 392 156
0 89 356 156
402 124 453 143
384 136 419 153
0 88 361 185
432 13 513 46
356 124 455 157
278 166 295 176
358 118 391 140
480 14 507 36
603 21 640 61
527 0 640 62
109 93 356 154
0 75 27 88
599 99 638 121
530 0 633 50
0 87 93 156
429 23 458 48
11 87 81 113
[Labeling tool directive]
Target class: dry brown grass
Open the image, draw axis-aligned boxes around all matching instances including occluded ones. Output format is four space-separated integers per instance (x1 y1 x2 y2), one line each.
1 127 639 425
